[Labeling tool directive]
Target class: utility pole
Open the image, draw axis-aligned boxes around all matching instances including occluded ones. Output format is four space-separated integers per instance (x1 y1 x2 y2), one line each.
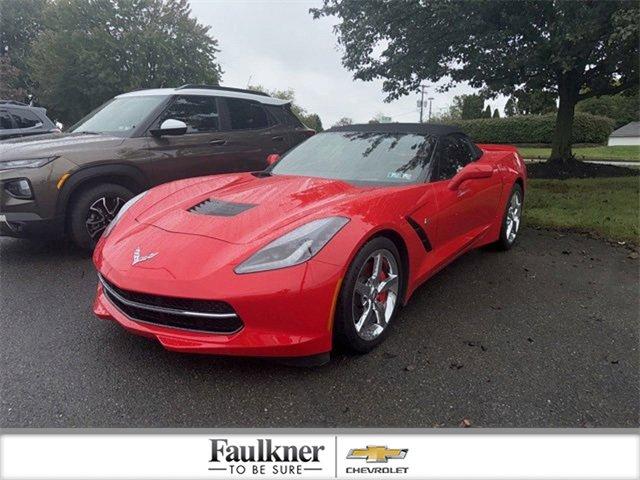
428 97 434 122
418 84 428 123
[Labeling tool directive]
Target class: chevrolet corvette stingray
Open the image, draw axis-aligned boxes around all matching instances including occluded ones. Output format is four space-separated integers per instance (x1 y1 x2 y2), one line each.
93 123 526 364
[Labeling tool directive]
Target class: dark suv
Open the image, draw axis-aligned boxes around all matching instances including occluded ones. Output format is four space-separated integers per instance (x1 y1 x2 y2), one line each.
0 101 59 140
0 85 314 249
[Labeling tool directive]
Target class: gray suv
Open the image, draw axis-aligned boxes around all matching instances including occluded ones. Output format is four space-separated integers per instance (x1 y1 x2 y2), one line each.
0 101 59 140
0 85 314 249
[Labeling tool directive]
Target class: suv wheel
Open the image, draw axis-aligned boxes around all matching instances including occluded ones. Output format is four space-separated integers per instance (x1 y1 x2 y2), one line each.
68 183 134 251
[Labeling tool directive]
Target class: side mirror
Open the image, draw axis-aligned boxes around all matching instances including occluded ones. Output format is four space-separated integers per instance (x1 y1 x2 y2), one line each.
151 119 187 137
448 164 493 190
266 153 280 166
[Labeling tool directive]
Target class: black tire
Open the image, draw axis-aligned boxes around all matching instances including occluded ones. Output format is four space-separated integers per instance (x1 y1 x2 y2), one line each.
68 183 134 251
495 183 523 251
334 237 403 353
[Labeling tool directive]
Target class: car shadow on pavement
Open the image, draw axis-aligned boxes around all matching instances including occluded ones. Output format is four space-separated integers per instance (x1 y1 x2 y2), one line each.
95 243 494 376
0 236 90 263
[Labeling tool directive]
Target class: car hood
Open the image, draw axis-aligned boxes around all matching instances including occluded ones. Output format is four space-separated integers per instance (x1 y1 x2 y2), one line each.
135 173 375 245
0 132 126 161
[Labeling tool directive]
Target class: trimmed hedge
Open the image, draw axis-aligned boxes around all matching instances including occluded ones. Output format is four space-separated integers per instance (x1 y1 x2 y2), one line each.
448 113 614 144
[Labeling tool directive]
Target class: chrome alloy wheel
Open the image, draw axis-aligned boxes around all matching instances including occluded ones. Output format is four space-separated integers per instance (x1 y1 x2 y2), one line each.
352 249 399 341
505 191 522 244
85 196 125 239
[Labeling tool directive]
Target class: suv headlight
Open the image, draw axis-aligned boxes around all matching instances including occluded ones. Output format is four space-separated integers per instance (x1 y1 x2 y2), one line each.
235 216 349 274
0 156 57 170
102 191 147 238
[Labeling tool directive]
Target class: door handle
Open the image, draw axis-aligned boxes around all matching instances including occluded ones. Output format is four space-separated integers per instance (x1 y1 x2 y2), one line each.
271 135 284 142
209 139 227 146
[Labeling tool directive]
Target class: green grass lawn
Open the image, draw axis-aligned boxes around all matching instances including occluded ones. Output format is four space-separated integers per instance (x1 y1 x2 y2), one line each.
518 145 640 162
526 177 640 243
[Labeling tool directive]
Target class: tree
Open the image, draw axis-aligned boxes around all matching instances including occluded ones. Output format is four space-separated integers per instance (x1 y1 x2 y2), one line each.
483 105 492 118
28 0 222 124
369 111 391 123
333 116 353 127
0 56 26 100
303 113 323 132
0 0 48 94
492 109 500 119
577 92 639 128
504 97 517 117
311 1 639 163
248 85 324 131
452 94 484 119
504 90 557 116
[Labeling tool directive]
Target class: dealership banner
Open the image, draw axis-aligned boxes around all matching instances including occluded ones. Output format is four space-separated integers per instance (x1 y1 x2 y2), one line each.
1 432 638 479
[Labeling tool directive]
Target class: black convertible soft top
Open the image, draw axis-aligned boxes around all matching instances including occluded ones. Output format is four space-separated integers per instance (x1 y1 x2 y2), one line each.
326 122 462 136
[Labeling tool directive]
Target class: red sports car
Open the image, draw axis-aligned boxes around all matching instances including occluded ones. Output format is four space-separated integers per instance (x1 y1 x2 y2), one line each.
93 124 526 365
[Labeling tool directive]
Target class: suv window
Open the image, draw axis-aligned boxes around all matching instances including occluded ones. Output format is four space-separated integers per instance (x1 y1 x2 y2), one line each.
159 95 219 133
433 135 476 181
265 105 303 127
0 111 14 130
226 98 268 130
9 109 42 129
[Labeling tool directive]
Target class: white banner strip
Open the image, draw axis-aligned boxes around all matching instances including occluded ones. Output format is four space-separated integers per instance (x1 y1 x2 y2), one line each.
1 433 638 480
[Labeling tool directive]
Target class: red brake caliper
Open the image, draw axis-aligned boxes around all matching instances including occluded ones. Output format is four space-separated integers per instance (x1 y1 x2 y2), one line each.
376 260 388 303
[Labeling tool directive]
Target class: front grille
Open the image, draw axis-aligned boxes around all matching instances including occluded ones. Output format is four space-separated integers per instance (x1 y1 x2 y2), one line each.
100 275 243 334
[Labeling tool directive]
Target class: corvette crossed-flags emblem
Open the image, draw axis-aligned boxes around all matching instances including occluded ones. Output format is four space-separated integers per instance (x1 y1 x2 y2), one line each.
132 247 158 266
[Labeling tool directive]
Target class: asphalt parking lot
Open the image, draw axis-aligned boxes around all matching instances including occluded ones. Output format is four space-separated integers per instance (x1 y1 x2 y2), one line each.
0 228 638 428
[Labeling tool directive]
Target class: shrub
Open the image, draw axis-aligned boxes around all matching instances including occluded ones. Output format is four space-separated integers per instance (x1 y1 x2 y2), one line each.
449 113 614 144
577 93 639 129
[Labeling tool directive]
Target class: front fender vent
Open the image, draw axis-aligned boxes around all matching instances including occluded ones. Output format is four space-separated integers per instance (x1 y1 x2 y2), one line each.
406 216 432 252
189 199 256 217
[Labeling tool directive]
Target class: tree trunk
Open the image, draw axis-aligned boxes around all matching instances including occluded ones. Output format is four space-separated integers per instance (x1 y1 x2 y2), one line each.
549 73 580 163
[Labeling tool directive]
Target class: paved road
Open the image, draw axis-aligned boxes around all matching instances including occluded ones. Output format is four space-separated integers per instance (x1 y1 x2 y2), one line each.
1 229 638 428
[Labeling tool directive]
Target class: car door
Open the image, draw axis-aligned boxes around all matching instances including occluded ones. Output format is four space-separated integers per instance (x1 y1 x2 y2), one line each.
217 97 290 171
430 134 502 253
144 95 231 185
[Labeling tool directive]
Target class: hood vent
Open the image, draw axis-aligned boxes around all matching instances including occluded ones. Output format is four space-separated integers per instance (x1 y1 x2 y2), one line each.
188 199 256 217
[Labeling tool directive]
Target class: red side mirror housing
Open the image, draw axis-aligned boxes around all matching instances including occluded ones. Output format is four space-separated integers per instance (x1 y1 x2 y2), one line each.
448 164 493 190
266 154 280 166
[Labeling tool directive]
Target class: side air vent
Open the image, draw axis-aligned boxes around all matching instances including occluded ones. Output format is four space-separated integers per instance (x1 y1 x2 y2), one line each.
406 216 432 252
189 199 256 217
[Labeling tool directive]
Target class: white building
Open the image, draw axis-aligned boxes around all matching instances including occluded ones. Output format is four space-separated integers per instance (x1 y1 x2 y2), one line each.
607 121 640 146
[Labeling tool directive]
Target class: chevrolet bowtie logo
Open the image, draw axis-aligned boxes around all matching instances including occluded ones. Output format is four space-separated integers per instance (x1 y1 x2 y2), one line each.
347 445 408 463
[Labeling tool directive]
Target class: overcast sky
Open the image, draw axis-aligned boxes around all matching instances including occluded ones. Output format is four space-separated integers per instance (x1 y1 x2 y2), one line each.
190 0 505 127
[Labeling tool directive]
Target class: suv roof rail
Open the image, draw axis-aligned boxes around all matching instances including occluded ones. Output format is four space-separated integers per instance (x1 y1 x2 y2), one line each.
176 84 270 97
0 99 28 106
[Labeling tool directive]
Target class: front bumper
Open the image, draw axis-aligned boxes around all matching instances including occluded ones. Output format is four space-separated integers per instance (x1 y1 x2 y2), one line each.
0 157 77 239
0 211 64 238
93 259 342 358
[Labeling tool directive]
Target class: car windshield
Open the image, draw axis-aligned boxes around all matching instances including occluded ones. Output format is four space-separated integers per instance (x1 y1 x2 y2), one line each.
70 95 166 136
271 131 435 184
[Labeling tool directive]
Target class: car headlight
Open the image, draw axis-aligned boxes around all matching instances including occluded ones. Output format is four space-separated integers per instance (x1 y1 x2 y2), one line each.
102 191 147 238
235 216 349 274
0 156 57 170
